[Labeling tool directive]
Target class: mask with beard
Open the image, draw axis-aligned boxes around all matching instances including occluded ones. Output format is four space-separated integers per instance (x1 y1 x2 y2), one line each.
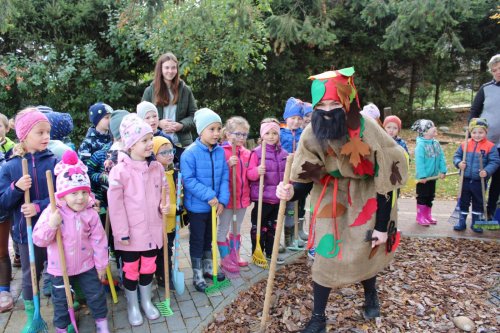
311 107 347 141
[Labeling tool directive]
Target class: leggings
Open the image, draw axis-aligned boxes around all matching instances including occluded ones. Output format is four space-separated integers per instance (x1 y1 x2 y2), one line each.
0 220 11 290
19 242 47 300
217 208 247 242
120 249 158 291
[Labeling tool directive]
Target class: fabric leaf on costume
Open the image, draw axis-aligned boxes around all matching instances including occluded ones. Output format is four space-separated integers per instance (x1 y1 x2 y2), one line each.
340 136 371 167
390 161 403 185
337 67 355 77
298 161 324 183
326 146 337 157
336 82 353 113
329 169 343 178
311 80 326 108
316 234 342 258
350 198 377 227
353 158 374 176
346 104 361 130
317 202 346 218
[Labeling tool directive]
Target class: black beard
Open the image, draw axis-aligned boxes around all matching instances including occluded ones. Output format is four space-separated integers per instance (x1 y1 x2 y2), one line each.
311 108 347 141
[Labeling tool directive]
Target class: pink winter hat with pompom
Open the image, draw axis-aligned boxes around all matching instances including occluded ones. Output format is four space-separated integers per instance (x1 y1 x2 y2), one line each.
54 150 91 199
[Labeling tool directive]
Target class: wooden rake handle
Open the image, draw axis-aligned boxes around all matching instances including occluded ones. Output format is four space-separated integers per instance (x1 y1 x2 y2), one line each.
46 170 74 309
457 130 469 195
161 186 171 297
260 154 293 330
256 143 266 235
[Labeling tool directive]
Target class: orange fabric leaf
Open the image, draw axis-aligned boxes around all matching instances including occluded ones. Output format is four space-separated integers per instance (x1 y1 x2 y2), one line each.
340 136 370 167
317 202 346 218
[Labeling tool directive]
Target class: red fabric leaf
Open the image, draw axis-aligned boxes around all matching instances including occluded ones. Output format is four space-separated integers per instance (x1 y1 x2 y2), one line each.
353 157 374 176
350 198 377 227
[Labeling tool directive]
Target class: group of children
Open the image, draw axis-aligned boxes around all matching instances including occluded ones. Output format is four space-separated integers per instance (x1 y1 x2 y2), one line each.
0 96 498 332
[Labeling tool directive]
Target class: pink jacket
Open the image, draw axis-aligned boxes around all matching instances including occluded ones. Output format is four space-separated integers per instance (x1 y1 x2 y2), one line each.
32 199 108 276
107 153 166 251
222 143 251 209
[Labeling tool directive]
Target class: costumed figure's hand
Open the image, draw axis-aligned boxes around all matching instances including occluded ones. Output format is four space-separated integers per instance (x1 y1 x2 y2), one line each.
458 161 466 170
16 175 32 191
371 230 388 248
21 203 37 218
97 269 106 281
276 182 294 201
48 209 62 228
227 156 238 167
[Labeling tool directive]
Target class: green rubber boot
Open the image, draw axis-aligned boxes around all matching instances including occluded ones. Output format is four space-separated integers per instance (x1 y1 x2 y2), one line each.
21 300 34 333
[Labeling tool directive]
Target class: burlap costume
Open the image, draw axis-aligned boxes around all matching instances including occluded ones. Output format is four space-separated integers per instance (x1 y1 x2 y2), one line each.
291 114 408 289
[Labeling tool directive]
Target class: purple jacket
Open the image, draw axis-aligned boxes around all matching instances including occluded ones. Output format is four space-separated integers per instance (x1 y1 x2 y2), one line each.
247 144 288 204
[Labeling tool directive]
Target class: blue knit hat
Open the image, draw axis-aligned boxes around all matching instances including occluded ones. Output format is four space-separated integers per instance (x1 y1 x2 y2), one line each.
194 108 222 135
302 102 313 116
89 102 113 127
283 97 304 120
110 110 130 139
37 105 73 140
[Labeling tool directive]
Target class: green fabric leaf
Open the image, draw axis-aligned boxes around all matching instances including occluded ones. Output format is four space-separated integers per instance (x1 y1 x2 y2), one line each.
337 67 355 77
311 79 326 107
329 170 343 178
316 234 342 258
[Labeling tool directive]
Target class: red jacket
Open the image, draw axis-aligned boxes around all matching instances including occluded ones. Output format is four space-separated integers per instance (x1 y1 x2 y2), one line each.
222 143 251 209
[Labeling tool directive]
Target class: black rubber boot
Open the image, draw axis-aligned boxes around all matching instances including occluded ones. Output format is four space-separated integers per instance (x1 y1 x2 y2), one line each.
361 278 380 319
301 313 326 333
453 212 467 231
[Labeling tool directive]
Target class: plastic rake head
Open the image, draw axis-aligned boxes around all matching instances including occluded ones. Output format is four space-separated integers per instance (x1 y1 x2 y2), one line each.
156 299 174 317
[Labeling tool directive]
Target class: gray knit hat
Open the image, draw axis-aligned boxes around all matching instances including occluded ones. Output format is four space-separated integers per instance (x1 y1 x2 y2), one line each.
110 110 130 139
136 101 158 120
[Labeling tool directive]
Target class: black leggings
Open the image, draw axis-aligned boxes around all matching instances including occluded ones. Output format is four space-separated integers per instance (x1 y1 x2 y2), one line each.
120 249 158 291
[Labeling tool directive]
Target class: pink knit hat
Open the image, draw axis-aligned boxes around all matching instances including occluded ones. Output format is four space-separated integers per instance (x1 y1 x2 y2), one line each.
383 115 402 130
15 109 50 141
260 122 280 138
119 114 153 150
54 150 91 199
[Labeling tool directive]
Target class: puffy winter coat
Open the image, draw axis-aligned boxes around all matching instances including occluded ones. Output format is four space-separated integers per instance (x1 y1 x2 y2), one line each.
247 144 288 204
107 153 166 251
280 127 302 154
453 138 500 180
221 143 251 209
180 138 229 213
0 150 58 243
414 137 447 179
33 199 108 276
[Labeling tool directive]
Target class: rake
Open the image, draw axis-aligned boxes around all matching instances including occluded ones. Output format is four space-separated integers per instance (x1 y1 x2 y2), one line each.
476 152 499 230
252 142 268 269
22 159 48 333
260 154 293 331
156 186 174 316
205 206 231 295
448 130 468 225
104 212 118 304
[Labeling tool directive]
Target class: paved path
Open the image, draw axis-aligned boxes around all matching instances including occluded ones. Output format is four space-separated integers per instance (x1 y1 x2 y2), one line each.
1 199 498 333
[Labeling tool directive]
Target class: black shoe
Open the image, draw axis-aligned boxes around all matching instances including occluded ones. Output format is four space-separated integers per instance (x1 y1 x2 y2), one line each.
362 290 380 319
12 255 21 268
301 313 326 333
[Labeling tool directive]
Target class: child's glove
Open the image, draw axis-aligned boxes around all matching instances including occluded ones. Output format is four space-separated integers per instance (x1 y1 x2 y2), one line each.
48 209 62 228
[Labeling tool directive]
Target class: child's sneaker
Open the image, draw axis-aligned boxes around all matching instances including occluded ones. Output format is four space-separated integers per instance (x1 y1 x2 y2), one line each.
308 247 315 260
266 254 285 265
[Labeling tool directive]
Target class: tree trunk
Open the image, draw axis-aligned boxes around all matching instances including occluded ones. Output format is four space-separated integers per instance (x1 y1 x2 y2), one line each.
434 58 441 112
408 60 418 114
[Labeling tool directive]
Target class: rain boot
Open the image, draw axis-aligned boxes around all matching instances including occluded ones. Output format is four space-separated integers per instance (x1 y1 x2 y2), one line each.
95 318 110 333
191 258 207 292
55 328 67 333
416 204 431 226
453 212 467 231
471 212 483 233
425 206 437 224
202 251 225 281
284 226 293 247
139 283 160 320
124 288 143 326
301 313 326 333
231 234 248 267
217 241 230 260
21 300 34 333
298 217 309 241
361 278 380 319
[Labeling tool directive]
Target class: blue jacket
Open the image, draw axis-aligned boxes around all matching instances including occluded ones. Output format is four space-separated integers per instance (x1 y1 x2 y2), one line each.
415 137 447 179
453 138 500 181
0 150 58 243
0 151 8 221
180 138 229 213
78 126 112 165
280 127 302 154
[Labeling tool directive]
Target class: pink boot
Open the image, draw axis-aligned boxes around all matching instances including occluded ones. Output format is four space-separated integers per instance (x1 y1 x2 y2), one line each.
416 204 431 226
96 318 109 333
55 328 67 333
424 206 437 224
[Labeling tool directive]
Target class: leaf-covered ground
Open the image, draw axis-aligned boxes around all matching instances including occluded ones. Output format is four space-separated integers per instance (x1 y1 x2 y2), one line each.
205 237 499 332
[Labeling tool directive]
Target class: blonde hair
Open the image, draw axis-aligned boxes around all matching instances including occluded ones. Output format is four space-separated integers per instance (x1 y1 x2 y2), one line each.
224 116 250 133
0 113 9 130
12 107 39 157
260 117 280 125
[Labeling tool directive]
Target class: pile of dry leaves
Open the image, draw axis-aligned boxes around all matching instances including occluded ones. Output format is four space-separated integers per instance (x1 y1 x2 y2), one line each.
205 237 498 332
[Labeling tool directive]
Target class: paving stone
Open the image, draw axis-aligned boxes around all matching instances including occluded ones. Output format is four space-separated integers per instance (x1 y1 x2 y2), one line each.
113 309 130 329
191 292 210 307
166 312 186 331
196 305 214 320
178 300 197 319
149 321 168 333
184 317 200 331
208 295 224 308
132 323 151 333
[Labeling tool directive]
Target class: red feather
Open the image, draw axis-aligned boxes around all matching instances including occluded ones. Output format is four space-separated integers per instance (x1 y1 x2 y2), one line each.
350 198 377 227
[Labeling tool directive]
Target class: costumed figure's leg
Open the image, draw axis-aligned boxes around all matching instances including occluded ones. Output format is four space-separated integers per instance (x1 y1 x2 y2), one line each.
361 276 380 319
301 282 330 333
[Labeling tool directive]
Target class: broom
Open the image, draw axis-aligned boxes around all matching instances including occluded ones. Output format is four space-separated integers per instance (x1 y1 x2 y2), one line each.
103 212 118 304
260 154 293 331
448 130 468 224
46 170 79 332
252 142 268 269
205 206 231 295
21 159 48 333
477 151 500 230
156 186 174 316
221 143 240 276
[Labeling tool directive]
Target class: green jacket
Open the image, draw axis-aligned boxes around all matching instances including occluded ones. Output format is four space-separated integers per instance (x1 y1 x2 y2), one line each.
0 137 14 154
142 80 197 147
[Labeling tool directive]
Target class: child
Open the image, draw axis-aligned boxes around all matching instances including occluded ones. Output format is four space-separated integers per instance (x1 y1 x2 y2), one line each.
33 150 109 333
302 102 313 128
152 136 177 289
0 113 15 157
383 115 409 154
107 114 168 326
180 108 229 292
78 102 113 165
219 116 252 268
281 97 305 247
37 105 74 158
453 118 500 232
411 119 447 226
247 118 288 264
0 108 58 332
